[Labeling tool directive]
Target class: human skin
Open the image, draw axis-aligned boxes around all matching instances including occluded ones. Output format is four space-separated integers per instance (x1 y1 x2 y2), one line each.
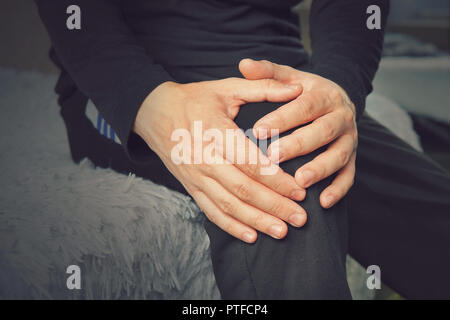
133 59 357 243
134 77 308 243
240 59 358 209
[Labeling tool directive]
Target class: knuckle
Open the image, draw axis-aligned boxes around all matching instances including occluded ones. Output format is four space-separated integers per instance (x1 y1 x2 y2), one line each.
195 176 211 192
222 221 234 234
234 182 251 200
353 130 359 142
268 199 284 215
329 88 342 104
343 108 355 125
322 119 336 141
252 212 266 229
262 78 273 90
220 199 236 215
315 166 325 180
299 98 315 119
270 176 284 192
351 131 359 147
230 92 241 103
200 164 214 177
338 149 350 166
293 134 304 152
270 111 286 128
242 163 260 178
189 186 202 196
200 160 216 178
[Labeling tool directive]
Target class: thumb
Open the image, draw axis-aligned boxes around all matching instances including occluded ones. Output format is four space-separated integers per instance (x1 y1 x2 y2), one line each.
219 77 302 104
239 58 296 83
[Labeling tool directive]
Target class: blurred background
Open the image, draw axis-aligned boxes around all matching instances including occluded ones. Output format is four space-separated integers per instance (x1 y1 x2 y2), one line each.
1 0 449 72
0 0 449 300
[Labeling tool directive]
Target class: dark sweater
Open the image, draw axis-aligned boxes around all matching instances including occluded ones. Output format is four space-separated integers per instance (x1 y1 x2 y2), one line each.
35 0 389 159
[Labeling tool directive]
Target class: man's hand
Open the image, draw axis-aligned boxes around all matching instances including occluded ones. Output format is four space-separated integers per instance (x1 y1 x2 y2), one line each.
239 59 358 209
134 78 307 243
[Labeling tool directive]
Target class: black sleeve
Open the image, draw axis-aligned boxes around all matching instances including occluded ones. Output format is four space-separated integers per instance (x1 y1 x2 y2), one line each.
35 0 174 160
308 0 389 120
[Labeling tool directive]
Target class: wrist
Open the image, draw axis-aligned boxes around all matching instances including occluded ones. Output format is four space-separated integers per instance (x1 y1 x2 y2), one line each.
133 81 180 139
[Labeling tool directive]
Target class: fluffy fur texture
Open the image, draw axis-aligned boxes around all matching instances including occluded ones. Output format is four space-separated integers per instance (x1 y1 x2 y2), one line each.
0 68 420 299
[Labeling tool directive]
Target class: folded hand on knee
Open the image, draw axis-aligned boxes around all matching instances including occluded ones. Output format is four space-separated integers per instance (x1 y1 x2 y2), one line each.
239 58 358 209
133 77 308 243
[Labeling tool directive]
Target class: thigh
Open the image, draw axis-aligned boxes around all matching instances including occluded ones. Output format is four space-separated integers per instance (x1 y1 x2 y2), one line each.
58 65 351 299
348 113 450 299
204 101 351 299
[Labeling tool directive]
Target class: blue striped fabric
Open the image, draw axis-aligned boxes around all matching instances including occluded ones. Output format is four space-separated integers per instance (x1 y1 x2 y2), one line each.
96 113 117 141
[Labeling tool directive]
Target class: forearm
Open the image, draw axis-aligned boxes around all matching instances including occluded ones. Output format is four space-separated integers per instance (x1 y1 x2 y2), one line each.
35 0 173 159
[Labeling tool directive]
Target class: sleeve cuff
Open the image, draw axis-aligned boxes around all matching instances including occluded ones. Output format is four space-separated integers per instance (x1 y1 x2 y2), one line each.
111 66 174 163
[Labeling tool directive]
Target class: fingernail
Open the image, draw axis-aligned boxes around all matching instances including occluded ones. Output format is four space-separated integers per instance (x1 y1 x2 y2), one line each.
269 224 284 239
289 213 306 227
323 194 335 207
290 189 305 201
242 232 256 243
255 126 268 139
269 145 283 163
297 170 314 187
285 83 301 91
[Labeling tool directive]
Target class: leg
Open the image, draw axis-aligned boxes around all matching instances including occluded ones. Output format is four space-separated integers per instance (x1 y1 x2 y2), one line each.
205 101 352 299
348 113 450 299
55 62 351 299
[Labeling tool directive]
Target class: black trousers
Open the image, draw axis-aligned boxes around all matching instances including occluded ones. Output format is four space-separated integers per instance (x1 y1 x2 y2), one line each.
53 60 450 299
